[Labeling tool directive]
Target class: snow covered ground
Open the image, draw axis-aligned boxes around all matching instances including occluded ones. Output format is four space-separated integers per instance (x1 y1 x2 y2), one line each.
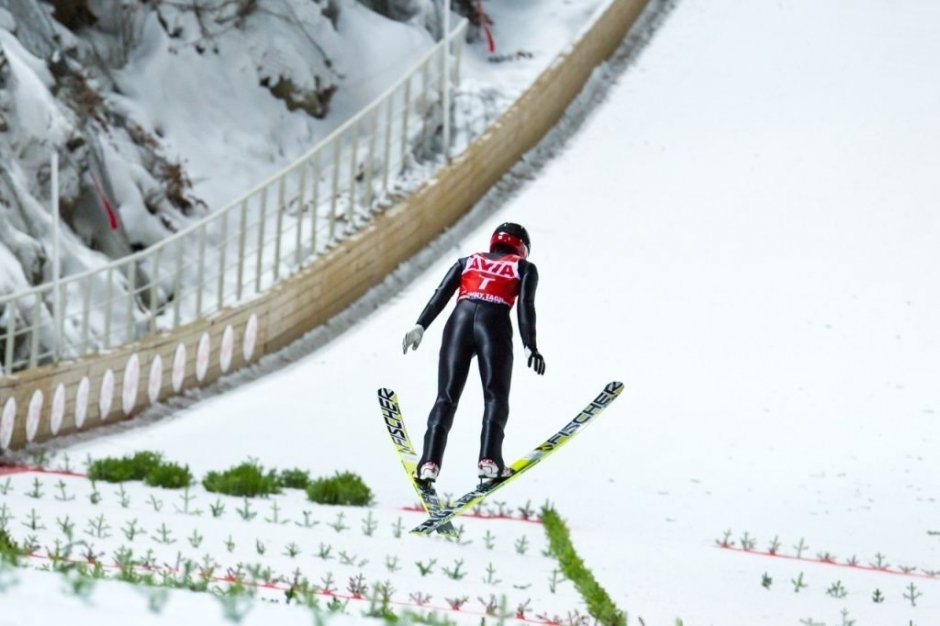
3 0 940 624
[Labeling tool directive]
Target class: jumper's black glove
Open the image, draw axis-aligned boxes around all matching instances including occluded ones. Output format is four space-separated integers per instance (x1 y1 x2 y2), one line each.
525 347 546 376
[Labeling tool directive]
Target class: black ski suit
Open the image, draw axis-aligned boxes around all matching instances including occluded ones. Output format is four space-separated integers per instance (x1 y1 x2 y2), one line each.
415 252 539 473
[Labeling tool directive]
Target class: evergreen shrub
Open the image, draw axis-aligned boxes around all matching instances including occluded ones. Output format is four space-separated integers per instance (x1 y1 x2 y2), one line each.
202 462 281 497
144 461 194 489
541 506 626 626
88 451 163 483
306 471 373 506
278 468 311 490
0 529 20 565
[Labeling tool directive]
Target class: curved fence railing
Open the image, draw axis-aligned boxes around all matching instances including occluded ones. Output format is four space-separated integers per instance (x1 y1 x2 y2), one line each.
0 20 467 377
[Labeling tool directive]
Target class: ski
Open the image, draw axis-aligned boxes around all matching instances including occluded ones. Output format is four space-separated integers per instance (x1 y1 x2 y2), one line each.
410 381 625 536
377 388 457 536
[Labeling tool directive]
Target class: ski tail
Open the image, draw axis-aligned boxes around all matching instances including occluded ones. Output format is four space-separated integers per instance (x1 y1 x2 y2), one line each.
410 381 625 535
378 388 456 536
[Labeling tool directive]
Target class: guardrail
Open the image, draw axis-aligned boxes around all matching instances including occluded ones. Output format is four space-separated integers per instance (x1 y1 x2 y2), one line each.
0 19 468 377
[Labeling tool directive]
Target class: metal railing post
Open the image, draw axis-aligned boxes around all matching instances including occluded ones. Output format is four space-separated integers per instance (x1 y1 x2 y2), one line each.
365 107 378 212
104 268 114 349
4 306 15 376
51 152 62 361
294 162 306 268
126 261 136 343
173 241 183 328
401 78 412 169
383 95 394 193
274 176 286 281
347 119 359 226
81 276 91 355
196 224 206 317
441 28 450 162
150 247 161 332
237 199 248 301
329 138 341 241
29 292 41 368
311 150 320 254
420 59 431 157
255 187 268 294
218 211 228 310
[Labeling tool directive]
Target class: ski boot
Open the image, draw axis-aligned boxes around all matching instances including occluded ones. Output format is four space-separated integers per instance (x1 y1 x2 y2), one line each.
478 459 511 482
416 461 440 483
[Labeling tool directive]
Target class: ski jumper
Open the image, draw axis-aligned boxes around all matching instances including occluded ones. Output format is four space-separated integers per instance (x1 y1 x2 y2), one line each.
415 252 539 473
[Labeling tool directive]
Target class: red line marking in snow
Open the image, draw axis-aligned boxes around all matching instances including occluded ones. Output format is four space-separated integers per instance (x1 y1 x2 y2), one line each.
0 466 87 478
717 545 940 582
401 505 544 525
22 552 556 624
90 172 119 231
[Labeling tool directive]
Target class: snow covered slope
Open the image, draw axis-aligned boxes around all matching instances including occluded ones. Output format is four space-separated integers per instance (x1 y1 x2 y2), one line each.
8 0 940 624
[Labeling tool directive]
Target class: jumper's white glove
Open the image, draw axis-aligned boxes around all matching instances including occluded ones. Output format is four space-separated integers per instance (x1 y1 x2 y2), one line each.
402 324 425 354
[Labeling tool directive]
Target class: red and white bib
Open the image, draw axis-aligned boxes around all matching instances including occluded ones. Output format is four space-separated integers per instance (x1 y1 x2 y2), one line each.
457 253 522 307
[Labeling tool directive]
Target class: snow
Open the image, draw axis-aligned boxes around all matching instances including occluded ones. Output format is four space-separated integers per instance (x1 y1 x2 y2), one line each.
4 0 940 624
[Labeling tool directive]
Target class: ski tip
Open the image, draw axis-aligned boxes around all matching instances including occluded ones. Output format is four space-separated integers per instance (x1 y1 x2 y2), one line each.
378 387 396 397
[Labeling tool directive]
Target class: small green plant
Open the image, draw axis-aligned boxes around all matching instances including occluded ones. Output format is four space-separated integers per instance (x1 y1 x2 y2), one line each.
121 519 144 541
443 558 466 580
870 552 890 570
761 573 773 589
416 558 436 576
23 509 45 531
327 511 349 532
793 537 809 558
791 572 808 593
872 588 885 603
361 511 378 536
88 482 102 505
768 535 781 555
515 535 530 555
826 580 848 598
483 530 496 550
482 562 501 586
26 477 44 499
904 582 922 607
283 542 301 558
295 511 318 528
203 461 280 497
740 531 757 551
54 480 75 502
114 484 130 508
84 514 111 539
306 471 373 506
210 499 225 518
146 462 193 489
236 498 257 521
57 516 75 540
152 523 176 545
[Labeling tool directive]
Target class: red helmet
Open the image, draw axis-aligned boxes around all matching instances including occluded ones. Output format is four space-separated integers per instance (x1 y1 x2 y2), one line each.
489 222 530 258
